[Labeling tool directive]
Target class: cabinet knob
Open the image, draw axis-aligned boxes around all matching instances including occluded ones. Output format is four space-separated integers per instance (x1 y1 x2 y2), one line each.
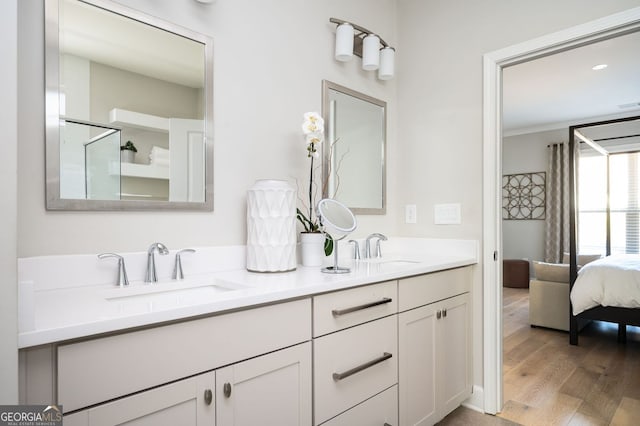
443 308 447 318
436 310 442 320
223 382 232 398
203 389 213 405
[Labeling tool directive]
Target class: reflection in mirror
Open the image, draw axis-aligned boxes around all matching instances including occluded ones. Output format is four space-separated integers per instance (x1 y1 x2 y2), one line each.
322 80 386 214
45 0 213 210
317 198 357 274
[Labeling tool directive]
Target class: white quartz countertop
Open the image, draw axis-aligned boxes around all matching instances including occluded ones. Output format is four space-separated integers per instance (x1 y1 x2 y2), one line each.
18 238 478 348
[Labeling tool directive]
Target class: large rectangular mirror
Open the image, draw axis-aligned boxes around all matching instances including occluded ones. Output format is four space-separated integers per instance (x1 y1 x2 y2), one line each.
322 81 386 214
45 0 214 210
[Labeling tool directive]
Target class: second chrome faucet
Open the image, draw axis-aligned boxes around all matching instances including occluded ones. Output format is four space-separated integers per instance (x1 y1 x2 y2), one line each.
365 233 388 259
145 242 169 283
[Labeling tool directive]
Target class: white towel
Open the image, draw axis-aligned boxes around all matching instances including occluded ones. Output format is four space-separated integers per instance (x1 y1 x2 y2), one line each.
149 146 170 166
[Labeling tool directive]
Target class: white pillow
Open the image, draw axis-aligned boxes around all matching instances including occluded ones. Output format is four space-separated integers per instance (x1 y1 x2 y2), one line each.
533 261 570 283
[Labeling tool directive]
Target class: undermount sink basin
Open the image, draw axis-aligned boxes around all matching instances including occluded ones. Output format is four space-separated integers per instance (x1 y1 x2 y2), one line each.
101 279 247 311
379 260 421 266
361 258 421 266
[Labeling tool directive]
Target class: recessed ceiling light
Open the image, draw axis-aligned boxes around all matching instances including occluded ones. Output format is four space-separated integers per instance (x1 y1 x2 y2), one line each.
592 64 608 71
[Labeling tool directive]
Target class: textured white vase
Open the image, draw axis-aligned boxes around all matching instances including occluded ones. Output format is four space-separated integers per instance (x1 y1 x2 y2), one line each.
246 179 296 272
300 232 325 267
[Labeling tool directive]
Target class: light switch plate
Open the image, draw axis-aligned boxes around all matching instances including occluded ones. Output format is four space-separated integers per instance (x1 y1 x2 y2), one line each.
434 203 461 225
405 204 417 223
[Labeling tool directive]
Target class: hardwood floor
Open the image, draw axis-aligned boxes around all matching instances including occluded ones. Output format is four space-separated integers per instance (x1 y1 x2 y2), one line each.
439 287 640 426
499 287 640 425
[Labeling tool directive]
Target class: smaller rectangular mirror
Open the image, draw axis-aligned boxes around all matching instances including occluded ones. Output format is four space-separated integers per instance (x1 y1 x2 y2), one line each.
322 81 386 214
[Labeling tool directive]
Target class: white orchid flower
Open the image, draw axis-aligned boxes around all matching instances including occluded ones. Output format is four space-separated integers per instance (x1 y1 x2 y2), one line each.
306 134 323 145
304 112 323 123
302 112 324 135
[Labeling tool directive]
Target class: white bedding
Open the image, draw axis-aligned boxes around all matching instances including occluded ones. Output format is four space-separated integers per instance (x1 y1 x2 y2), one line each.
570 255 640 315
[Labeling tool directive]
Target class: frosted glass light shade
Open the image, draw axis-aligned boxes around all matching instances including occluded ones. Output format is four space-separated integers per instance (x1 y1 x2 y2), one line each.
378 47 395 80
335 23 354 62
362 34 380 70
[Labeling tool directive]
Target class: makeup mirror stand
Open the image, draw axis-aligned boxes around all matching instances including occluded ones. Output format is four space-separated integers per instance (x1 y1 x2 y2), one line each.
316 198 357 274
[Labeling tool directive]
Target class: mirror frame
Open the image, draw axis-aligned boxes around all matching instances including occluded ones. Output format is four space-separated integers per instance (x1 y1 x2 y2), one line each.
321 80 386 215
45 0 214 211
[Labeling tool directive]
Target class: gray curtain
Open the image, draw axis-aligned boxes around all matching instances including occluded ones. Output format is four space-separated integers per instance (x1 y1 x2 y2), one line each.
544 142 577 263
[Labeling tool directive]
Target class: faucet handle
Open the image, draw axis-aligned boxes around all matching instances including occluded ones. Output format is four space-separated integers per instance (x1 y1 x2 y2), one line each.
98 253 129 287
173 249 196 280
348 240 361 260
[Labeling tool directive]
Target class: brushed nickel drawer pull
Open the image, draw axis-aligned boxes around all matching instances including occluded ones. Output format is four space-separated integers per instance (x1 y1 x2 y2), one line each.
384 423 392 426
203 389 213 405
331 297 392 316
332 352 393 381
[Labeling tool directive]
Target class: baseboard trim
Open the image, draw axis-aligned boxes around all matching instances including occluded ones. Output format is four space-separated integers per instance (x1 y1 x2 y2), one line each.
462 385 485 413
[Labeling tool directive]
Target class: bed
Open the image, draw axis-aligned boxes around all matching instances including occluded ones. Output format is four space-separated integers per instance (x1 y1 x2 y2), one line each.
570 256 640 344
568 117 640 345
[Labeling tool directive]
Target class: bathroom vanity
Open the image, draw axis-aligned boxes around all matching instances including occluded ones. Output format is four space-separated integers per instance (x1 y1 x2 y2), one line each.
18 238 477 426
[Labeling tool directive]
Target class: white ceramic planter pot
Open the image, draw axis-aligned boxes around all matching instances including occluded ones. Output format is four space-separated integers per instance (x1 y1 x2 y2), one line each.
121 150 135 163
246 179 296 272
300 232 325 267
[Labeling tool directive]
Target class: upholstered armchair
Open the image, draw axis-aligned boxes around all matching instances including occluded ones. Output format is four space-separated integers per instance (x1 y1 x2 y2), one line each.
529 254 601 331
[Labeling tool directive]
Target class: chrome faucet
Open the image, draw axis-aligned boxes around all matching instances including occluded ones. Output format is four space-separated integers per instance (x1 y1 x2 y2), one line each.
145 242 169 283
365 233 387 259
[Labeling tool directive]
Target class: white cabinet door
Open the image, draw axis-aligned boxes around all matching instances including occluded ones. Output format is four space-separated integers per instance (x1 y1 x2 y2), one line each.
63 371 215 426
398 293 471 426
398 302 438 426
216 342 312 426
437 293 471 416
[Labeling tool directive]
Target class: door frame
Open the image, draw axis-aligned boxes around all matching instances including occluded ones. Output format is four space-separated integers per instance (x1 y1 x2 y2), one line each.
482 6 640 414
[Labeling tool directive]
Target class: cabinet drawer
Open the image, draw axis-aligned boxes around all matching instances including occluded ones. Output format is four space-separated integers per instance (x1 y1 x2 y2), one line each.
321 385 397 426
58 298 311 412
314 315 398 425
398 266 471 312
313 280 397 337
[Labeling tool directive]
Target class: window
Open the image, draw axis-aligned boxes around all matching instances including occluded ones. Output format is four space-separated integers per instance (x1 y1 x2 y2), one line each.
578 151 640 255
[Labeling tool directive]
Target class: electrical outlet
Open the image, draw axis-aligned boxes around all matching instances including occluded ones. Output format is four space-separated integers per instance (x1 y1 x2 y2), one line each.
405 204 417 223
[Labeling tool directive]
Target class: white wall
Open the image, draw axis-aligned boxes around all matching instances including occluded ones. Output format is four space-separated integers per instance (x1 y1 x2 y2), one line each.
17 0 398 257
10 0 640 407
0 0 18 404
396 0 640 396
502 129 567 267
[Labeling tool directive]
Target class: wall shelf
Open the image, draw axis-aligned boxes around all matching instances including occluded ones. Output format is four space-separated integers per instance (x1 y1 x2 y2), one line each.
120 163 169 180
109 108 170 133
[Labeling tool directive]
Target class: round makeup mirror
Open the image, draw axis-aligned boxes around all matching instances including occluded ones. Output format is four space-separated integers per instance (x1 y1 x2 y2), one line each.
316 198 357 273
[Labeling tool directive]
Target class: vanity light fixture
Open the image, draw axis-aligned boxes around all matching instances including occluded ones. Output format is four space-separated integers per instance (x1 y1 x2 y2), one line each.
330 18 395 80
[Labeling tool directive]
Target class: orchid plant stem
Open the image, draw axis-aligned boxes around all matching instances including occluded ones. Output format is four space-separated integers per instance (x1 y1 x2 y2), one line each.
308 154 314 230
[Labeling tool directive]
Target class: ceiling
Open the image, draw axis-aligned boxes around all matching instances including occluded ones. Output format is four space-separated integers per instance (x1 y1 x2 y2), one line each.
502 30 640 135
